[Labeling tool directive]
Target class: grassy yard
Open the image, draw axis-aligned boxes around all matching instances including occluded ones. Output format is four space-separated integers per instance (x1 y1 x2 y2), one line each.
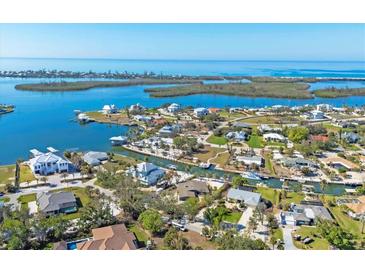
0 165 15 184
328 206 364 239
0 164 35 185
194 146 226 162
210 151 230 168
256 187 304 206
128 224 149 246
222 211 242 223
293 226 330 250
272 228 283 241
19 165 36 182
264 154 276 175
206 135 228 146
247 134 264 148
257 187 280 205
17 193 37 210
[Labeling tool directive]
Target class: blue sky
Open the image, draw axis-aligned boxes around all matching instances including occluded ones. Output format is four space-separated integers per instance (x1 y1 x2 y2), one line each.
0 24 364 61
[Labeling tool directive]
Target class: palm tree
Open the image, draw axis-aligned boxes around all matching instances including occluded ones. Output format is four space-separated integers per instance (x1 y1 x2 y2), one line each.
60 173 68 183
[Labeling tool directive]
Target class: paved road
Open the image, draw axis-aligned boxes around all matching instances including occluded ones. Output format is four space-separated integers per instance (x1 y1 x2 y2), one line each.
282 226 298 250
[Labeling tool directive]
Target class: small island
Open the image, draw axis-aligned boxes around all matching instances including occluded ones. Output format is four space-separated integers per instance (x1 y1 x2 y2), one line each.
14 79 204 92
145 82 314 99
313 87 365 98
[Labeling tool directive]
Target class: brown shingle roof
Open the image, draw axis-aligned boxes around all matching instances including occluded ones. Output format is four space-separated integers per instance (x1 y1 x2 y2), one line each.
77 224 137 250
177 180 209 200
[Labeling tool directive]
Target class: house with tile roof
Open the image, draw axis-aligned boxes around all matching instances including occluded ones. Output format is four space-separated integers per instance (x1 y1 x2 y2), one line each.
77 224 138 250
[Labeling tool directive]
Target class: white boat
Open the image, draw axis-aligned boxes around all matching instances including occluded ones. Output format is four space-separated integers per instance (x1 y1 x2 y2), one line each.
241 171 262 181
167 164 177 170
199 163 211 169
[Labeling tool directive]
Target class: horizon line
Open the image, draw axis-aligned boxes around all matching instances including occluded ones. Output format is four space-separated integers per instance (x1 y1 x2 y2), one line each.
1 56 364 63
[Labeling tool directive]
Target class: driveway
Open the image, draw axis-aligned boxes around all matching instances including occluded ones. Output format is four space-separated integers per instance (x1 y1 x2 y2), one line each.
282 226 298 250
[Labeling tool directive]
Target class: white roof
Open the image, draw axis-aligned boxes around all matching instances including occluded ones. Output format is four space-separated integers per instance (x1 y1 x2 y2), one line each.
29 152 68 166
263 133 285 140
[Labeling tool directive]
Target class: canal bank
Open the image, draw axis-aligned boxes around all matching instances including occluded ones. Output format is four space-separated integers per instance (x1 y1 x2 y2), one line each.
112 147 356 196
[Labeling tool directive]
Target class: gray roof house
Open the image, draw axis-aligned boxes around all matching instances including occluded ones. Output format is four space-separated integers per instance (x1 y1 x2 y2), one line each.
177 180 209 201
280 203 333 226
281 157 317 169
37 191 77 216
82 151 109 166
227 188 261 207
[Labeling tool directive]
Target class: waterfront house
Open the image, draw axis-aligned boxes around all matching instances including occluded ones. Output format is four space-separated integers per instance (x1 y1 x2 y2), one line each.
280 204 333 226
133 115 152 123
82 151 109 166
28 148 71 176
343 132 361 144
102 104 118 114
110 136 128 146
128 162 165 186
226 188 261 207
310 135 329 143
208 107 221 114
77 224 137 250
263 133 286 143
236 155 264 167
177 180 209 201
322 156 359 171
225 131 248 142
158 124 181 137
167 103 181 113
281 157 317 169
193 107 209 118
129 103 144 112
37 191 77 216
317 104 333 112
307 110 325 120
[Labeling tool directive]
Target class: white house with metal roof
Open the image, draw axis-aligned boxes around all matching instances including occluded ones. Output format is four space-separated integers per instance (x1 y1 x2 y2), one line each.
226 188 261 207
28 148 71 176
128 162 165 186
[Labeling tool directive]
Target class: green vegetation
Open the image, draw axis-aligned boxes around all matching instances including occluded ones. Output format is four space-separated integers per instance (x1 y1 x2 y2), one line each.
272 228 283 241
247 134 264 148
210 151 230 168
128 224 149 245
257 187 280 205
222 211 242 223
19 165 36 182
15 79 202 91
17 193 37 210
293 226 330 250
194 146 225 162
0 165 15 184
138 209 163 235
146 82 312 99
256 187 304 206
314 87 365 98
328 206 364 239
17 193 36 203
0 197 10 203
206 135 228 145
286 126 309 143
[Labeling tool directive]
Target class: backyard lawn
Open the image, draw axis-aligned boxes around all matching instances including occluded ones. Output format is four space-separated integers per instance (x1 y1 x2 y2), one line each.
256 187 304 206
293 226 330 250
206 135 228 146
210 151 230 168
128 224 149 246
247 134 264 148
222 211 242 223
328 206 364 239
194 146 226 162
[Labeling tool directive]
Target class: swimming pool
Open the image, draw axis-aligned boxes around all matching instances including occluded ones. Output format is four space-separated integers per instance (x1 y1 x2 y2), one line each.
66 239 89 250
